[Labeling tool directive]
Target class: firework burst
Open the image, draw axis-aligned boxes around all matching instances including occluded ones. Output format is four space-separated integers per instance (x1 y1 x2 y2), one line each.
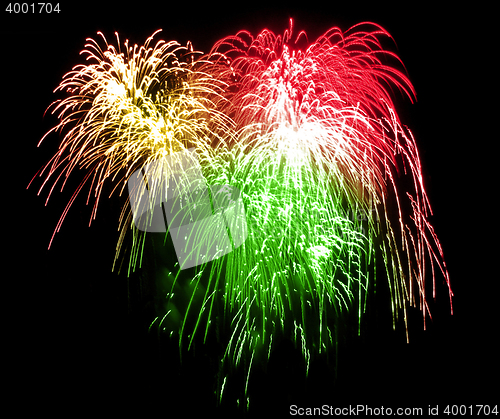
173 21 452 402
30 30 233 258
30 20 452 410
205 19 452 332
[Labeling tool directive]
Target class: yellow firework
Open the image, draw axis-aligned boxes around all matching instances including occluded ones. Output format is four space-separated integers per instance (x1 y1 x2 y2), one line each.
32 31 234 258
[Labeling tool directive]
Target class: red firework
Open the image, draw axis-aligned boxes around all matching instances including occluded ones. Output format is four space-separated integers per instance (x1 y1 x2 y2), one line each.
207 19 452 336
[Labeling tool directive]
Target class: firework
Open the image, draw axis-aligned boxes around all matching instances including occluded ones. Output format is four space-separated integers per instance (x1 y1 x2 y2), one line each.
167 20 453 402
30 21 452 410
30 30 233 260
215 19 452 326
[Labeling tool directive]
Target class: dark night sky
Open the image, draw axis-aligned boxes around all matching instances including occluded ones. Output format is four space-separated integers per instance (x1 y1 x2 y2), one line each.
4 2 495 416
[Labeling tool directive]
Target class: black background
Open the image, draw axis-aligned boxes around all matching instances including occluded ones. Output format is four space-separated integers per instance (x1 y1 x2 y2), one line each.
4 2 496 416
